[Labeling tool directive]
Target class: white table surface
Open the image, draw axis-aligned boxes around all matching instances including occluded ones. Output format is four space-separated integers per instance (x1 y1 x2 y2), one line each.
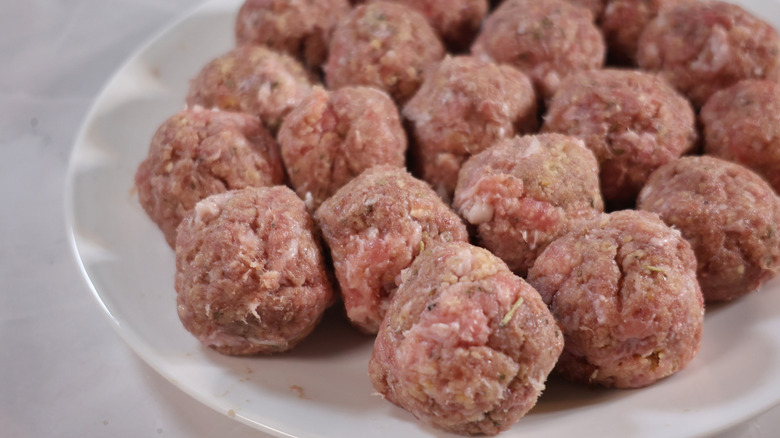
1 1 778 437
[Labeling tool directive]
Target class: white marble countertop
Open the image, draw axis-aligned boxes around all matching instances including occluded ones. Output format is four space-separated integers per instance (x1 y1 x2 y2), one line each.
1 1 778 437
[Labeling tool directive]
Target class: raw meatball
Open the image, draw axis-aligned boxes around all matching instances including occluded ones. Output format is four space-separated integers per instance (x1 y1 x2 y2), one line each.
601 0 688 64
135 107 284 247
566 0 606 18
527 210 704 388
453 134 604 276
471 0 605 99
278 86 407 209
403 55 538 200
325 1 446 105
637 156 780 302
235 0 351 70
369 242 563 435
367 0 488 51
491 0 606 17
314 165 468 333
186 45 315 133
700 79 780 194
175 186 334 355
543 68 697 206
637 1 780 108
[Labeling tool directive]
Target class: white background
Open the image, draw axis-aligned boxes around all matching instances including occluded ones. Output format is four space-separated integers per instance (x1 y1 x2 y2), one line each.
1 1 778 437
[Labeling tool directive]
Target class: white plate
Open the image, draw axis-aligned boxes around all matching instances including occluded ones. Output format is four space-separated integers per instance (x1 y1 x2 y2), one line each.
66 0 780 436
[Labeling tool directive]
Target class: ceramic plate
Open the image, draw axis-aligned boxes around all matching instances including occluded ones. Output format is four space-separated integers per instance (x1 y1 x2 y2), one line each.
66 0 780 436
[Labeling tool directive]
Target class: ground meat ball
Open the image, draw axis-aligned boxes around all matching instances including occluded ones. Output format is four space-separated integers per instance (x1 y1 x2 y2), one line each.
636 1 780 108
186 45 315 133
175 187 334 355
700 79 780 195
402 56 537 200
637 156 780 302
325 1 446 105
453 134 604 276
367 0 488 51
471 0 605 99
491 0 606 17
369 242 562 435
235 0 351 70
314 165 468 333
278 86 407 210
566 0 606 18
601 0 688 65
527 210 704 388
135 107 284 247
543 68 697 206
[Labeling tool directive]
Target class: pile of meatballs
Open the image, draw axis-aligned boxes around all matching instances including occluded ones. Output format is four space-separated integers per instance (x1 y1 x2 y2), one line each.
134 0 780 435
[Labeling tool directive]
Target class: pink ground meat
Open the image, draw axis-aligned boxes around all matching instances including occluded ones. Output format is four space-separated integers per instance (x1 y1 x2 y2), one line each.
175 186 334 355
186 45 315 133
490 0 605 17
527 210 704 388
636 1 780 108
601 0 689 64
314 165 468 334
700 79 780 195
277 86 407 210
543 68 697 206
566 0 607 18
453 133 604 276
134 107 284 247
234 0 351 71
367 0 488 51
637 156 780 302
471 0 605 99
369 241 563 435
403 55 538 200
325 1 446 105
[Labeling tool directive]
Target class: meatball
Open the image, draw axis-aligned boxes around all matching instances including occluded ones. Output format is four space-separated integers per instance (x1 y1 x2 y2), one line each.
134 107 284 247
367 0 488 51
369 242 563 435
453 133 604 276
527 210 704 388
403 55 538 200
186 45 315 133
543 68 697 206
601 0 688 64
700 79 780 195
234 0 351 70
566 0 606 18
471 0 605 99
637 1 780 108
277 86 407 210
314 165 468 333
325 1 446 105
175 186 334 355
491 0 606 17
637 156 780 302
